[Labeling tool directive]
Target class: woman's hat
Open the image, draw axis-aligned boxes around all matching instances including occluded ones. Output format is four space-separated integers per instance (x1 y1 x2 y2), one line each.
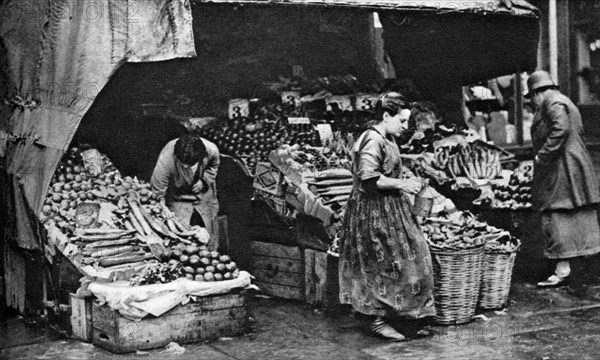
524 70 558 98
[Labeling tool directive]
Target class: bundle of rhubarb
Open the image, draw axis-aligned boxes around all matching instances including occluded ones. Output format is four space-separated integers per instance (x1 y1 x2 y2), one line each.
307 168 353 212
422 211 504 250
74 228 155 268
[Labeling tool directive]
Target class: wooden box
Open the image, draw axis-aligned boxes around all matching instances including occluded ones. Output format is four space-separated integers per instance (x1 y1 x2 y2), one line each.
92 291 248 354
250 241 304 301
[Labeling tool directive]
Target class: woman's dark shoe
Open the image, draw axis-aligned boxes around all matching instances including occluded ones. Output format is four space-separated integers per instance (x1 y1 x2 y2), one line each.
370 317 406 341
537 274 570 288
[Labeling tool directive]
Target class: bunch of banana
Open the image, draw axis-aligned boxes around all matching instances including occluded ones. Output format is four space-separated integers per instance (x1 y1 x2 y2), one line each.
433 146 451 171
444 144 502 180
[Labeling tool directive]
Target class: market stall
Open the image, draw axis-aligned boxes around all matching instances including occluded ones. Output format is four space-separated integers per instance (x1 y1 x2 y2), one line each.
1 0 542 349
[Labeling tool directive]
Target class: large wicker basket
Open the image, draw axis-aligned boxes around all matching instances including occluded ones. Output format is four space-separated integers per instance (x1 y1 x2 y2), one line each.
430 245 484 325
478 243 520 310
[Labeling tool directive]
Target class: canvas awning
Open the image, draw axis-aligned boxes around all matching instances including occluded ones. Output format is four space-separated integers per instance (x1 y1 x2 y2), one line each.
0 0 196 250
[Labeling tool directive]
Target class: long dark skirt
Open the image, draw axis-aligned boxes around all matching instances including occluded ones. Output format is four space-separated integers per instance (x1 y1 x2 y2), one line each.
541 206 600 259
338 191 435 319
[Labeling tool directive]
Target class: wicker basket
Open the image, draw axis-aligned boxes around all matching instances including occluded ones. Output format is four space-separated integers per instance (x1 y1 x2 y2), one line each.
478 245 520 310
430 245 484 325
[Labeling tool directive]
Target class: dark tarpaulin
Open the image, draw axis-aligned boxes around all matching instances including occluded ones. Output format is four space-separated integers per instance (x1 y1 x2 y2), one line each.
198 0 540 86
0 0 196 250
379 2 540 86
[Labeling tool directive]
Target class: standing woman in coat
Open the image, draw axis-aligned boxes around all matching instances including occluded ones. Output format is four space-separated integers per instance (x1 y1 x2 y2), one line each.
339 92 435 340
526 70 600 289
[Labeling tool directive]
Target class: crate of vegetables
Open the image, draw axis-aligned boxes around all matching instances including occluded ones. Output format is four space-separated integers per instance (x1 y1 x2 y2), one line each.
478 233 521 310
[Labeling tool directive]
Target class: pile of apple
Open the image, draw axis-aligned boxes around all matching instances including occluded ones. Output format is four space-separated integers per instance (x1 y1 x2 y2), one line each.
166 242 239 282
198 110 320 174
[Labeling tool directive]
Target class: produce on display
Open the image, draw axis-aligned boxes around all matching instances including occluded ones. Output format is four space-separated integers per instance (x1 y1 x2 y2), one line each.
422 211 504 250
198 106 321 174
490 163 532 209
484 232 521 253
196 74 423 175
165 243 240 283
41 145 241 276
433 142 503 181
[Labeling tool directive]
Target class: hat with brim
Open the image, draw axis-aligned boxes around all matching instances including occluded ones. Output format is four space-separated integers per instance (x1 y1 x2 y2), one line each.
524 70 558 98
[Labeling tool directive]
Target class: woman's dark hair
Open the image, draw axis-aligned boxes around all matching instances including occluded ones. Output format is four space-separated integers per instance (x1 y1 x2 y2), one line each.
374 92 410 119
174 134 207 165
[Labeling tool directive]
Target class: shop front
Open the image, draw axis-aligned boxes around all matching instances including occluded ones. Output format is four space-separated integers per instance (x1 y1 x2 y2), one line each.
1 0 543 353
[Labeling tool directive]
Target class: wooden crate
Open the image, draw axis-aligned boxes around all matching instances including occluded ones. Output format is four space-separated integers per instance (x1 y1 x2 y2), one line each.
92 291 248 354
250 241 304 301
304 250 340 310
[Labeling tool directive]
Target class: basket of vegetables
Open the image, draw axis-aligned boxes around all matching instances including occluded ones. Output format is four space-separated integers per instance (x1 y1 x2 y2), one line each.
478 232 521 310
422 213 491 325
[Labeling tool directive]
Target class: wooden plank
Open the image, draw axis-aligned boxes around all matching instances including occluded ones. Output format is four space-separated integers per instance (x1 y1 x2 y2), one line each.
252 269 303 287
250 241 302 260
313 251 328 305
70 294 93 342
164 292 246 313
304 249 316 305
251 255 303 274
215 215 230 253
4 245 26 313
254 281 303 300
304 250 329 306
92 293 249 354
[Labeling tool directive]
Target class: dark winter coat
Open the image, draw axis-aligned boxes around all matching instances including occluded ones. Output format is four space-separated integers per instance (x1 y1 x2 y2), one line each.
531 90 600 211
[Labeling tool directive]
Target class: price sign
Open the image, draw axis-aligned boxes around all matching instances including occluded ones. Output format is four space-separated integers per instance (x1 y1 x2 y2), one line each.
228 99 250 119
326 95 353 112
287 117 311 125
281 91 301 107
355 93 379 111
316 124 333 142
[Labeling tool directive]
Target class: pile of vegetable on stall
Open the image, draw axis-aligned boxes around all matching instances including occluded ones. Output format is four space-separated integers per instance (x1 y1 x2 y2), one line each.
41 145 242 281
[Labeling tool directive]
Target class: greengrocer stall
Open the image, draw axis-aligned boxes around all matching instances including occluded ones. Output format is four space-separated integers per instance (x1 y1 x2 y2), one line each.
1 0 541 349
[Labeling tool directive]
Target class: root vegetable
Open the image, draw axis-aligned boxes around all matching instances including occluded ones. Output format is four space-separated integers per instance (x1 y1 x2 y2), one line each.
84 237 136 248
76 230 136 242
99 252 152 267
89 245 137 258
128 213 147 236
128 199 153 236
